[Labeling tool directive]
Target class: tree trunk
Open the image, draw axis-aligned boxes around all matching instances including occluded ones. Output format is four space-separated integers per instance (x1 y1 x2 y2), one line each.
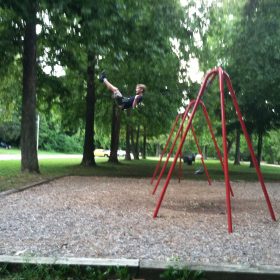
226 137 234 155
81 51 96 166
21 1 39 173
234 129 241 165
156 143 160 157
203 145 208 159
134 125 140 160
109 103 121 163
257 130 263 167
249 132 254 168
131 129 136 159
125 110 131 160
142 126 147 159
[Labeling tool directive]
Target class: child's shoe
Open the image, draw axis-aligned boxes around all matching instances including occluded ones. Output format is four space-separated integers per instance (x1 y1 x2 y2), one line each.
99 71 106 83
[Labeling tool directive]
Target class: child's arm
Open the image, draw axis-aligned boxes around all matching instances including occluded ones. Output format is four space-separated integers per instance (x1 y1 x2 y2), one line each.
132 95 140 109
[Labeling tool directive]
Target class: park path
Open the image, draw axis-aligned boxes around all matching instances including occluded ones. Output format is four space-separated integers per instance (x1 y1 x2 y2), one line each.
0 154 82 161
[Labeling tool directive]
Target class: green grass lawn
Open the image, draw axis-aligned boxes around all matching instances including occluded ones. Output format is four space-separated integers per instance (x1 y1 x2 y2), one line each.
0 152 279 192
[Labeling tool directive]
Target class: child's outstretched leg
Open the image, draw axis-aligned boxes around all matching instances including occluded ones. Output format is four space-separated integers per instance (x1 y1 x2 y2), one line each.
99 71 122 98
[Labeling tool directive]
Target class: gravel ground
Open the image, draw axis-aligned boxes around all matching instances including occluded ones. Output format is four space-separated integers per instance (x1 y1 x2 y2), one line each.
0 176 279 266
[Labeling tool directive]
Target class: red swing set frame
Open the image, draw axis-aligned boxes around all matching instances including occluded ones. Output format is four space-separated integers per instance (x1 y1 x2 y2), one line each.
151 66 276 233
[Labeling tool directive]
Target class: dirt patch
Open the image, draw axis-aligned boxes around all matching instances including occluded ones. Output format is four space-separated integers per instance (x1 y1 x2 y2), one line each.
0 176 279 266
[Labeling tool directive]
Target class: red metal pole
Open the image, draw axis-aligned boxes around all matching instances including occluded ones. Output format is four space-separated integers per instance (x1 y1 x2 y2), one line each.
153 70 217 193
190 124 212 185
224 72 276 221
201 103 234 197
178 114 184 183
152 108 190 194
219 67 233 233
151 114 180 184
153 69 218 218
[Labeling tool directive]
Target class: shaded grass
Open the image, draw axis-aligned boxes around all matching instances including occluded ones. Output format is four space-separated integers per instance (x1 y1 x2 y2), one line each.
0 156 279 192
0 159 80 192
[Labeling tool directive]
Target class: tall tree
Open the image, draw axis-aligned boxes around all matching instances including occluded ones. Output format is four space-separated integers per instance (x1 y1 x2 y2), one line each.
0 0 40 172
47 1 127 166
83 51 96 165
232 0 280 165
198 0 280 166
21 0 39 172
109 104 121 163
97 0 197 160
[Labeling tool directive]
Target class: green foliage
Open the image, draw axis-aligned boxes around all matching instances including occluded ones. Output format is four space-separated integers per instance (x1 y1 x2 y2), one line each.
0 6 23 74
0 58 22 121
195 0 280 166
0 60 21 146
160 266 206 280
231 0 280 132
113 266 131 280
39 116 83 153
0 264 132 280
263 130 280 164
0 119 21 145
95 0 191 139
0 264 8 276
40 132 83 153
1 1 279 170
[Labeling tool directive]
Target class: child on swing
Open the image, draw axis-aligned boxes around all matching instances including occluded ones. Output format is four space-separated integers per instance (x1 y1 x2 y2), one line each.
99 71 146 110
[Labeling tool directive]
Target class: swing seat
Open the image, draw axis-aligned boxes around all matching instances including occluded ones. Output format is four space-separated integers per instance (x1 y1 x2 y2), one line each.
194 167 204 175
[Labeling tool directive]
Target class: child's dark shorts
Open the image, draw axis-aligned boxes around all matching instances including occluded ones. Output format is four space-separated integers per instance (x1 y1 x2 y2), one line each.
114 91 134 110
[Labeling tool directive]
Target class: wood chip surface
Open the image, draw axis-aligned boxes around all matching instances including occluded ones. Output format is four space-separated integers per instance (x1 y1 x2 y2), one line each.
0 176 279 266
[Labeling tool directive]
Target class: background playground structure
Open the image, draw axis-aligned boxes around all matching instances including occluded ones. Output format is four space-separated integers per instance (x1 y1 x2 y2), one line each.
151 66 276 233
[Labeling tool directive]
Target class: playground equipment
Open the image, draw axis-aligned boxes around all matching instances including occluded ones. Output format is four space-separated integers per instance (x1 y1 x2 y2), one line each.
152 99 235 195
151 106 212 192
151 66 276 233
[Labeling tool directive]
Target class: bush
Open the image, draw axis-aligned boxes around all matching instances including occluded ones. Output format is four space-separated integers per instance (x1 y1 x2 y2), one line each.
160 266 206 280
39 117 83 153
263 130 280 164
0 120 21 146
40 132 83 153
0 264 132 280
